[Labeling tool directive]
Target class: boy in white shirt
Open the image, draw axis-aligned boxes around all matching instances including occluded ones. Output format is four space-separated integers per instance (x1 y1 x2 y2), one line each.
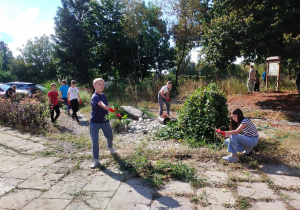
68 80 82 122
158 81 172 117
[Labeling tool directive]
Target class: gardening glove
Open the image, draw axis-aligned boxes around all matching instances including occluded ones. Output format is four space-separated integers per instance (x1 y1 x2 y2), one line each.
49 105 54 110
68 101 71 105
216 129 225 137
166 98 170 101
79 99 82 104
108 108 116 113
117 114 122 118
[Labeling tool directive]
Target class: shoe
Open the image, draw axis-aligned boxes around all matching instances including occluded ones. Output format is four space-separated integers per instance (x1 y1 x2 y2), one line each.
91 160 101 169
243 147 254 155
222 155 238 163
108 147 116 154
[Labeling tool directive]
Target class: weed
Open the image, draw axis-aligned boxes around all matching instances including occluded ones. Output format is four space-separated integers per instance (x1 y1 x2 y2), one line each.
41 151 57 157
235 196 251 210
73 161 81 170
41 189 48 193
69 191 87 197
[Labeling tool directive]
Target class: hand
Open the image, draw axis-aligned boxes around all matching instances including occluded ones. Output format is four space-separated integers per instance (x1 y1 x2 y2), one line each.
79 99 82 104
117 114 122 118
216 129 225 137
166 97 170 101
108 108 115 113
68 101 71 105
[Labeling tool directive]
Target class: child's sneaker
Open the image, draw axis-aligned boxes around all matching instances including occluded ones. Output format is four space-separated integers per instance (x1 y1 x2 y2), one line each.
243 147 254 155
91 160 101 169
108 147 116 154
222 155 238 163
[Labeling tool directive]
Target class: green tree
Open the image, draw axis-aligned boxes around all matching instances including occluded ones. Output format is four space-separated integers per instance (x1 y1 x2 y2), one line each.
0 41 15 82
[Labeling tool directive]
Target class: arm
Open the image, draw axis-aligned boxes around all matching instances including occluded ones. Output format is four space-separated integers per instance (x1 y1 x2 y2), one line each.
59 91 62 98
67 92 70 101
48 96 52 105
77 93 81 101
224 123 247 137
97 101 110 111
160 91 167 99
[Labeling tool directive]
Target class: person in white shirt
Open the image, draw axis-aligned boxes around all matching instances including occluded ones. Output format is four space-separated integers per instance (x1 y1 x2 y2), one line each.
247 65 256 93
158 81 172 117
67 80 81 122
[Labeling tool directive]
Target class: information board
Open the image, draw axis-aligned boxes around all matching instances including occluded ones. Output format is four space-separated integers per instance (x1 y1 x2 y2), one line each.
268 62 279 76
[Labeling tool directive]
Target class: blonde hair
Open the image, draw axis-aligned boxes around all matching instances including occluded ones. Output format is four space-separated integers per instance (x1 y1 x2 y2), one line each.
93 78 105 85
167 81 172 85
51 83 56 87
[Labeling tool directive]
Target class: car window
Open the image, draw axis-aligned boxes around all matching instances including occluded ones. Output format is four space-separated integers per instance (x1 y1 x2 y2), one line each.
0 88 3 91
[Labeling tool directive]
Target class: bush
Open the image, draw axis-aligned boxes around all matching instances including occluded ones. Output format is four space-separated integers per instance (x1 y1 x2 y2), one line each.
157 83 229 146
0 98 49 130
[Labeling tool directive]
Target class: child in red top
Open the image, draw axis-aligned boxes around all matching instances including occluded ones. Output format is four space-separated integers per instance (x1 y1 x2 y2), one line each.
48 83 60 123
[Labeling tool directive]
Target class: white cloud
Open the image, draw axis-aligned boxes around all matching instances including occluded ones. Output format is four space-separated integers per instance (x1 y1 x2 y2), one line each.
0 7 54 56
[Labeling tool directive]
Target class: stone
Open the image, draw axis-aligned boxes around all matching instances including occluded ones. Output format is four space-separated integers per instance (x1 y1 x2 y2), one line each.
106 179 153 209
250 201 286 210
21 198 70 210
237 182 279 199
150 195 193 209
0 189 41 209
139 117 144 122
0 178 23 196
19 172 64 190
280 190 300 209
142 129 148 134
41 181 86 199
128 130 133 133
158 181 194 196
196 187 235 207
121 106 145 120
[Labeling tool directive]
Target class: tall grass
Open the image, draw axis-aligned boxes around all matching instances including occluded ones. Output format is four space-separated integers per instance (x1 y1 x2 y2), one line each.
217 77 248 95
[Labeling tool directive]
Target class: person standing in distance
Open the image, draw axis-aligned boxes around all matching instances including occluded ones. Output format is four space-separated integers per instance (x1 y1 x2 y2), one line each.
59 80 70 115
158 81 172 117
247 65 256 93
67 80 81 123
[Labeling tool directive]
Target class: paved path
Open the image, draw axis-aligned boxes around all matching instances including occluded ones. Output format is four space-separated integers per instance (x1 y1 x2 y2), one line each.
0 127 300 210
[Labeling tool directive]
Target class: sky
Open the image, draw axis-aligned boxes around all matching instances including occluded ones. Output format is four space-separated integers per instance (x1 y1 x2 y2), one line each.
0 0 62 56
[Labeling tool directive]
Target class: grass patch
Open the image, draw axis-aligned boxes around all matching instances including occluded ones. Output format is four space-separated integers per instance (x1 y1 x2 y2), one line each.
235 196 251 210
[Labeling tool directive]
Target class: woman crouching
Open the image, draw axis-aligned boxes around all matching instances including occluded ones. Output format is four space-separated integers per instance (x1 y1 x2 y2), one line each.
216 108 258 163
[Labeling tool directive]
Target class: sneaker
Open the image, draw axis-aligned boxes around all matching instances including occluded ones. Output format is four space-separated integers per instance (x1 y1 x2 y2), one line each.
222 155 238 163
91 160 101 169
243 147 254 155
108 147 116 154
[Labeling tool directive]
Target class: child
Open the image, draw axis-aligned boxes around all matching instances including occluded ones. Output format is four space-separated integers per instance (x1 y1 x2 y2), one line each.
158 81 172 117
67 80 81 122
90 78 117 169
59 80 70 115
216 108 258 163
5 85 16 99
48 83 60 123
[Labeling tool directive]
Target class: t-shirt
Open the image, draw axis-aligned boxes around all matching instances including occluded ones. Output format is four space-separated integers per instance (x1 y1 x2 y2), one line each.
159 86 169 95
255 72 260 83
90 92 109 123
47 90 59 105
241 118 258 137
59 85 69 98
5 88 15 98
68 87 79 100
262 71 266 80
249 69 256 80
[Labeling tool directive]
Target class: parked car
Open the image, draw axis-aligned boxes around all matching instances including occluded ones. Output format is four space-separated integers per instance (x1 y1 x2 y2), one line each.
35 84 47 93
0 83 28 98
5 82 40 95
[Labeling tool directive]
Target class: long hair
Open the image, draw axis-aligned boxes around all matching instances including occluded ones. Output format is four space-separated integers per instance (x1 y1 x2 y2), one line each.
230 108 245 130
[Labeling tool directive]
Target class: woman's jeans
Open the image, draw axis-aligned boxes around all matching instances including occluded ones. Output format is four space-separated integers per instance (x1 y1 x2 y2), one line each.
90 121 113 160
225 134 258 154
158 93 170 116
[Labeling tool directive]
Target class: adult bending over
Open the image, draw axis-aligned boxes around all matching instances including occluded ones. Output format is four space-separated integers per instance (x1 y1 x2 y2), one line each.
158 81 172 117
216 108 258 163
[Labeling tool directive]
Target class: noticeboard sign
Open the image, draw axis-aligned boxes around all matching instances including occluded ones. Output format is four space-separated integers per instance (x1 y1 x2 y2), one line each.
268 62 279 76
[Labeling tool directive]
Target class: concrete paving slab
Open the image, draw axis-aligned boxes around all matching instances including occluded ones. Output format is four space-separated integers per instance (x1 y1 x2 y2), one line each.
0 155 11 163
196 187 235 207
26 157 59 167
259 164 300 176
267 174 300 189
198 205 235 210
64 201 93 210
106 179 153 209
204 171 228 184
40 181 86 199
228 171 261 182
10 155 36 163
150 195 193 209
0 160 25 173
21 198 70 210
237 182 279 199
39 160 73 174
82 173 121 192
280 190 300 209
0 178 24 196
19 172 64 190
63 169 98 183
84 192 113 209
2 163 43 179
250 200 286 210
0 189 41 209
158 181 194 196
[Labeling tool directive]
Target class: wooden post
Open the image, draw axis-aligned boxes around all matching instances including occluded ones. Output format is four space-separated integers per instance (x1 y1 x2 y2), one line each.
266 61 269 90
277 61 281 91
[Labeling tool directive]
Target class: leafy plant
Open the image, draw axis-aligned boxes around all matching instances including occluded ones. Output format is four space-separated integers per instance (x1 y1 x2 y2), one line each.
157 83 229 147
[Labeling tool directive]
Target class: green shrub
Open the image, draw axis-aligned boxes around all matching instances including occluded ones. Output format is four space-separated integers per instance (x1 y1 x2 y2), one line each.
0 98 49 130
78 89 91 108
157 83 229 147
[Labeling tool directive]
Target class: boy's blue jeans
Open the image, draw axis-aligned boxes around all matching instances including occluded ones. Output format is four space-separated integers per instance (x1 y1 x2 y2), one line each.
90 121 113 160
225 134 258 154
62 97 69 111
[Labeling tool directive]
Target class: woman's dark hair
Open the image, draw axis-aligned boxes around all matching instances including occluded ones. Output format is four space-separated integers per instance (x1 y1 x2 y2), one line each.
230 108 245 130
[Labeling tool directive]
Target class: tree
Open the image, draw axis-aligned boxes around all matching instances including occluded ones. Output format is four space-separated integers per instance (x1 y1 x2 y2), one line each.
202 0 300 75
11 35 57 83
0 41 15 82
